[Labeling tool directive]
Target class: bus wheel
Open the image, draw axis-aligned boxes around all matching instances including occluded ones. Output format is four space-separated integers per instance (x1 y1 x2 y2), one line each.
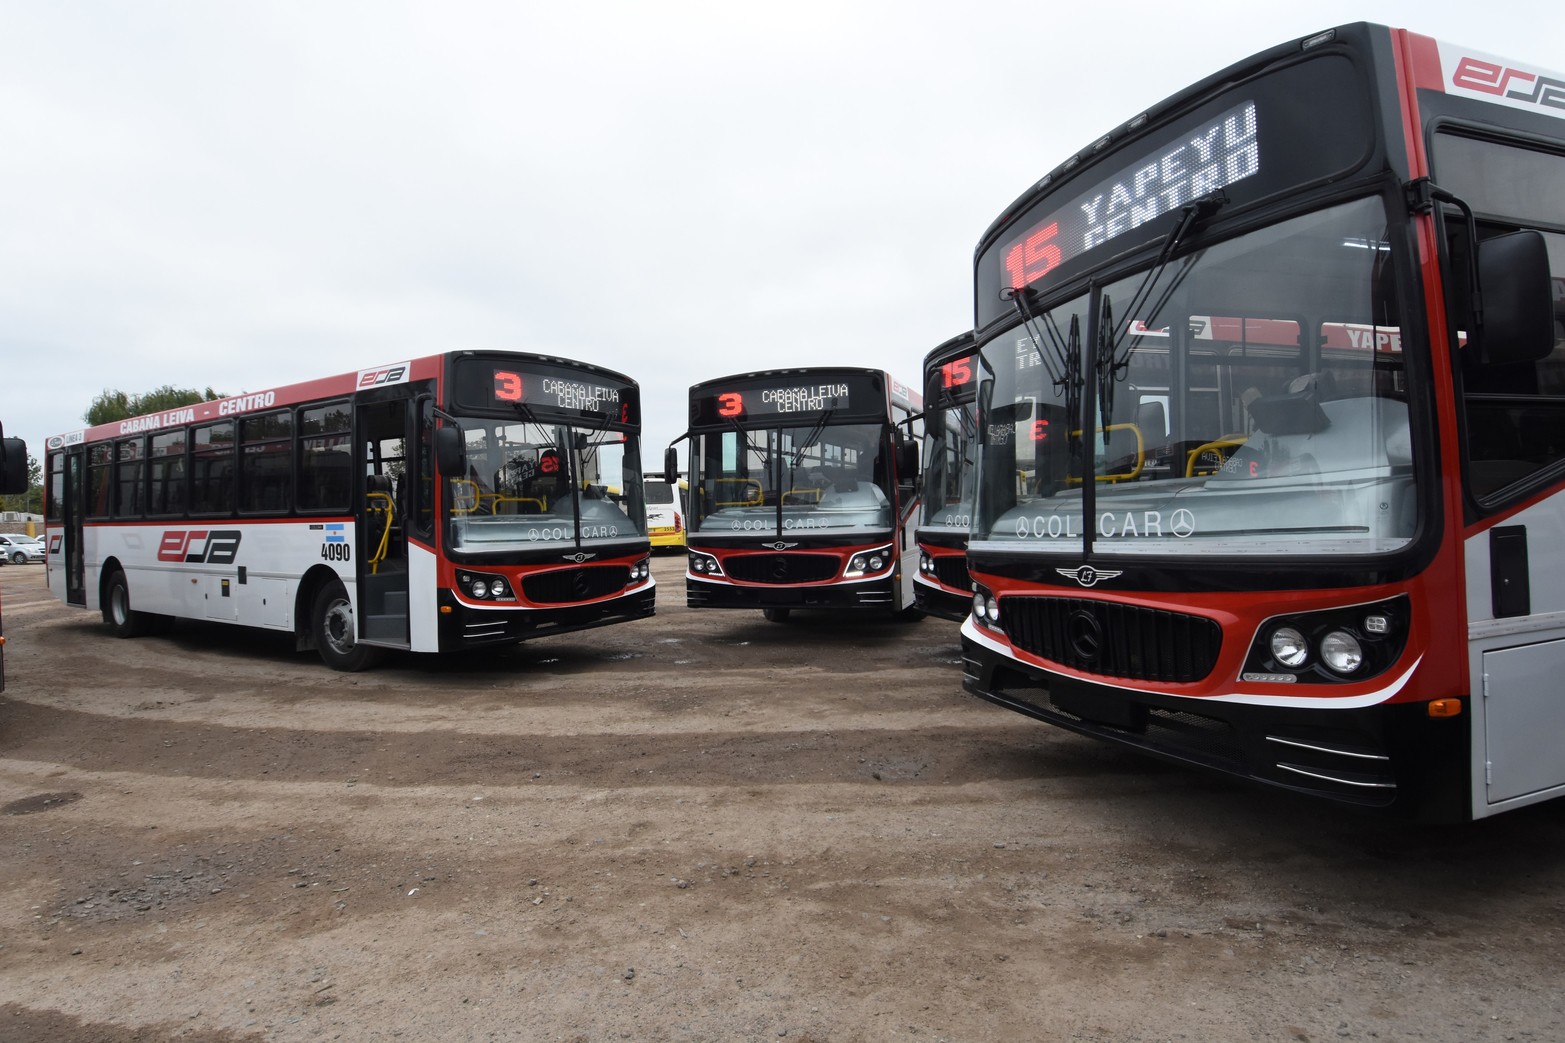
102 570 149 638
312 579 384 672
761 607 791 623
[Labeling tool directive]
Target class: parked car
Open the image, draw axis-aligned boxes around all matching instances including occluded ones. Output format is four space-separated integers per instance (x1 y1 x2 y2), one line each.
0 534 44 564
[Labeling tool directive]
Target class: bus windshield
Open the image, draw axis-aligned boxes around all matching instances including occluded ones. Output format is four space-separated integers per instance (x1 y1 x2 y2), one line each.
921 355 979 532
977 195 1417 557
446 417 646 549
691 422 893 537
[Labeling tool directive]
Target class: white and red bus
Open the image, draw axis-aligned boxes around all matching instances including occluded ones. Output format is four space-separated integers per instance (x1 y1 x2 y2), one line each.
43 351 655 670
962 23 1565 820
0 424 29 691
670 367 923 621
914 332 978 621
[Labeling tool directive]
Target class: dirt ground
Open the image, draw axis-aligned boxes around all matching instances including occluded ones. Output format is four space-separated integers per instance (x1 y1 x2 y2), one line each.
0 555 1562 1043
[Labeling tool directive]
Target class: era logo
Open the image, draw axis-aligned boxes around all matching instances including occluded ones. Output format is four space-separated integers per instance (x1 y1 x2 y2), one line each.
356 362 411 389
157 529 242 564
1453 57 1565 111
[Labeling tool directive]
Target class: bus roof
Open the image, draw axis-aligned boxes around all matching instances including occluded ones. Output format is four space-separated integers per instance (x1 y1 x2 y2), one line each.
975 22 1565 262
46 348 639 451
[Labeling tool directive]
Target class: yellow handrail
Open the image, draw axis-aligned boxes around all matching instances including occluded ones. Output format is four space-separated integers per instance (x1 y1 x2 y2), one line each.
450 478 481 514
366 491 394 575
1185 437 1247 477
713 478 763 507
490 495 546 515
1063 423 1146 484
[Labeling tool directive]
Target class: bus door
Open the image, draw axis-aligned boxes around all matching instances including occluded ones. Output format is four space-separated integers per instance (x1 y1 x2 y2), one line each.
62 448 86 607
356 397 411 647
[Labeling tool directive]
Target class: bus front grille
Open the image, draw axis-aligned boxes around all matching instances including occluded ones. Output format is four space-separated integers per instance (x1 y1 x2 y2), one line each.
522 566 630 605
932 556 970 591
724 553 840 585
1003 596 1221 683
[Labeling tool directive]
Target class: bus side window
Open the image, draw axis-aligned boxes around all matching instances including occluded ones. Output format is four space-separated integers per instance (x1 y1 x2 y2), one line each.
1460 229 1565 500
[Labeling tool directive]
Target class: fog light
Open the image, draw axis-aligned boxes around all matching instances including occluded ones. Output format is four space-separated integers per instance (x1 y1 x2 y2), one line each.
1320 630 1364 674
1270 626 1309 668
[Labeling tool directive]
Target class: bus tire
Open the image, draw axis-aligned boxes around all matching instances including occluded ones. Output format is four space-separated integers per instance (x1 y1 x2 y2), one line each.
761 607 791 623
102 570 149 638
312 578 384 672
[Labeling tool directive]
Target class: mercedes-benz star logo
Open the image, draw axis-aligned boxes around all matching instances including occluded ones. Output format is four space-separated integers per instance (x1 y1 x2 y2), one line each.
1055 565 1123 588
1066 608 1104 663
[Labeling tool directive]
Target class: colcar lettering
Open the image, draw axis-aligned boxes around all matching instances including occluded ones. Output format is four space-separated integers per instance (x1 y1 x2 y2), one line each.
1015 509 1196 540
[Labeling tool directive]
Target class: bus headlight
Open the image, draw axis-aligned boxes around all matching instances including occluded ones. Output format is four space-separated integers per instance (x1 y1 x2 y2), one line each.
1242 596 1407 684
1269 626 1309 668
629 558 651 583
920 551 936 574
1320 630 1364 675
689 551 723 577
456 571 515 601
845 545 894 579
972 586 1002 632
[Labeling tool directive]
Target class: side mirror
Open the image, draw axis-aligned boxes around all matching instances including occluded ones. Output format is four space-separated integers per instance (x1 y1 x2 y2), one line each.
664 445 680 485
434 426 466 476
0 435 27 496
1475 230 1555 367
895 430 919 486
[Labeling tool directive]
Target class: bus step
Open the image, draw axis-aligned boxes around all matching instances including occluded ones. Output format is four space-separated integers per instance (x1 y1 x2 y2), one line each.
364 613 407 642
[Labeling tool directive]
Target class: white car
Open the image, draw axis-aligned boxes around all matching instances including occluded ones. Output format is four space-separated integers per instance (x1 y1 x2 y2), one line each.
0 534 45 564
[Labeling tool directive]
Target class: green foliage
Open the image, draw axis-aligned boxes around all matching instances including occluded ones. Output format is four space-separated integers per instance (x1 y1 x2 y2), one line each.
85 385 225 426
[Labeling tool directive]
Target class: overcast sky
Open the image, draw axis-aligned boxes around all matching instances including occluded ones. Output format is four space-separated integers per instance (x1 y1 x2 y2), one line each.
3 1 1561 469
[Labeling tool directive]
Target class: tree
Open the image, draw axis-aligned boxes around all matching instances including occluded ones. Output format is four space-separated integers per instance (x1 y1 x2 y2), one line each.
85 385 225 426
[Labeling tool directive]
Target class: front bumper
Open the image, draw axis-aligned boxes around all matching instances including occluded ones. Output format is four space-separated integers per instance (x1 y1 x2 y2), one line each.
439 586 655 648
960 621 1469 820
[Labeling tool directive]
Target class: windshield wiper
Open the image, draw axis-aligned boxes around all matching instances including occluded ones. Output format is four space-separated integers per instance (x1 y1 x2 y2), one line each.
792 406 836 470
724 414 771 463
1002 285 1069 388
1108 189 1229 369
1002 285 1082 468
1097 293 1117 448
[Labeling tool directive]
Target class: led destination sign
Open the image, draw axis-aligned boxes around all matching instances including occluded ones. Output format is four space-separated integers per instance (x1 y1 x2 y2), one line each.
976 51 1378 328
452 358 638 424
690 371 886 426
1001 100 1260 293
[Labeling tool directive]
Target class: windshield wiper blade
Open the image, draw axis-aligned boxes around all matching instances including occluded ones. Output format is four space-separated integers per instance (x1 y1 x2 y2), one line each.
724 413 770 461
1002 285 1069 388
1098 293 1116 447
792 406 836 470
1109 189 1229 366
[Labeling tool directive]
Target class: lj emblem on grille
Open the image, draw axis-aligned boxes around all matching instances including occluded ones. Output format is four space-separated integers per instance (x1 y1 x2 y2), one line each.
1056 565 1122 588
